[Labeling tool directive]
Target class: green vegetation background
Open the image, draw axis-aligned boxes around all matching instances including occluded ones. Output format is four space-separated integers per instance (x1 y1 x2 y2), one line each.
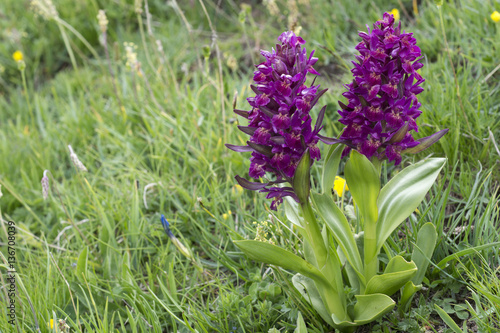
0 0 499 332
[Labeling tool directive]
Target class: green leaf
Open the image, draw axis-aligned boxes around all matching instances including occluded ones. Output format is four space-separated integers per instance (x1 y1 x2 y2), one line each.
400 281 422 310
76 246 88 282
353 294 395 324
411 223 437 285
344 150 380 225
433 241 500 272
322 144 343 194
294 312 308 333
434 304 463 333
311 193 364 280
233 240 332 290
292 274 334 326
365 256 417 296
284 197 304 229
337 246 360 293
376 158 446 252
332 294 395 327
303 238 317 267
434 0 444 6
293 150 311 203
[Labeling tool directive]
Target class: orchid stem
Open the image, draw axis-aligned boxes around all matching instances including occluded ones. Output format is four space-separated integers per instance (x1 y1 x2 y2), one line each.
300 200 327 269
364 157 383 283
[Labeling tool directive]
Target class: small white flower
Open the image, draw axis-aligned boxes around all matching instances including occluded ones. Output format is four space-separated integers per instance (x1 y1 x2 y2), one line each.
31 0 58 20
97 10 108 33
124 42 139 71
41 170 50 200
68 145 88 172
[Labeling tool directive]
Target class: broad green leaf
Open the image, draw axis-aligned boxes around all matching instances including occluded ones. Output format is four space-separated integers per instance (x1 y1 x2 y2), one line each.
433 241 500 272
76 246 88 281
285 197 304 229
293 150 311 203
303 238 317 267
344 150 380 225
365 256 417 296
311 193 363 279
332 294 395 327
293 274 334 326
337 247 360 293
353 294 395 324
323 245 348 313
233 240 332 290
376 158 446 252
434 305 463 333
322 144 343 194
411 223 437 285
294 312 308 333
400 281 422 310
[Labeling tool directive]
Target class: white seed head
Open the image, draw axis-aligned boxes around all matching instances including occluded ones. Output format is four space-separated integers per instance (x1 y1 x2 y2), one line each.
97 10 108 33
226 54 237 71
41 170 50 200
134 0 143 14
156 40 163 53
68 145 88 172
124 42 139 71
31 0 58 20
57 318 70 332
264 0 280 17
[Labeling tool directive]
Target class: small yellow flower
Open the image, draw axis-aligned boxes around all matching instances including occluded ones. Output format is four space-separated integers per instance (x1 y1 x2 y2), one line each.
12 50 23 62
333 176 349 197
390 8 400 21
232 184 244 196
491 11 500 23
48 318 54 329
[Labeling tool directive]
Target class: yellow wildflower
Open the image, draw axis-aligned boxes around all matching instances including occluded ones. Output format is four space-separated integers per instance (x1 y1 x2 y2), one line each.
232 184 244 196
491 11 500 23
333 176 349 197
48 318 54 329
390 8 400 21
12 51 23 62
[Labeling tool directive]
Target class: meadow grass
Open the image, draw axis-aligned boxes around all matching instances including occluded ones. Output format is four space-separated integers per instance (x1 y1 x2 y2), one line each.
0 0 499 332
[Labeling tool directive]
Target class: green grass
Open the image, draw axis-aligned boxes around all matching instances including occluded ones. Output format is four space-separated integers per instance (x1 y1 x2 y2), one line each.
0 0 499 332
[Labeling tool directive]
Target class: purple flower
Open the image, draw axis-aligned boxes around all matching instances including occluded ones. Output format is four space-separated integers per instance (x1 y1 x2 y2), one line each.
337 12 447 164
226 31 327 210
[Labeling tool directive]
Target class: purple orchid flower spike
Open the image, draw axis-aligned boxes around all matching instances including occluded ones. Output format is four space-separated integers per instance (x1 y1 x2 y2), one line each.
337 12 447 165
226 31 328 210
